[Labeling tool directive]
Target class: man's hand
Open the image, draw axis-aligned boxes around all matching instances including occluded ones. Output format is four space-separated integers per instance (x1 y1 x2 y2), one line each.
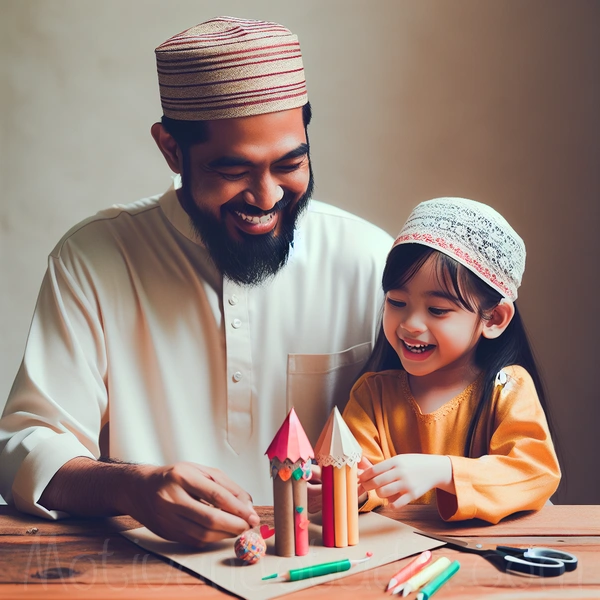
128 462 260 546
307 463 322 513
358 454 455 509
39 457 259 547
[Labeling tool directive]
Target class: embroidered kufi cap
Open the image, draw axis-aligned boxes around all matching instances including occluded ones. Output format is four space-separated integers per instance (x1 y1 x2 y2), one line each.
155 16 308 120
394 197 526 300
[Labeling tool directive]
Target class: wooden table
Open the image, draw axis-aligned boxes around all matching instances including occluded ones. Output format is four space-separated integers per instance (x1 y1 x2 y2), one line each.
1 504 598 599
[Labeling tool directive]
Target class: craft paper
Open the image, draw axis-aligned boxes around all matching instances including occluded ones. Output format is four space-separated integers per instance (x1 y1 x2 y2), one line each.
292 478 309 556
346 463 359 545
314 406 362 467
321 465 335 547
121 511 443 600
273 476 294 557
333 465 348 547
265 407 314 463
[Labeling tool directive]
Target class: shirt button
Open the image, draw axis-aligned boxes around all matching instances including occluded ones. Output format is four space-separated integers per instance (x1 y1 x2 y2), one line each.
233 371 243 382
229 295 238 306
232 318 242 329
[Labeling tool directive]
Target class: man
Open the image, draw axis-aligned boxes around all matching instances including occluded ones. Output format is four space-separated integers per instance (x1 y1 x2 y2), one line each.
0 16 392 547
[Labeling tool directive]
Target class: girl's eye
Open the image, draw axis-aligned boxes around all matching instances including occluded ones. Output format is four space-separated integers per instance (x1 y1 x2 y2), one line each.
429 307 450 316
386 298 406 308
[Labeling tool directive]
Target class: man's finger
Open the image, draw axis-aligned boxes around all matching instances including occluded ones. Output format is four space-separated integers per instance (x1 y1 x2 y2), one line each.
179 469 259 528
309 463 322 483
199 465 254 505
176 491 255 536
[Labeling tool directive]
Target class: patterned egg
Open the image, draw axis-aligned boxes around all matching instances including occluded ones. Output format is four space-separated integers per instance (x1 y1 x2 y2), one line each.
234 530 266 565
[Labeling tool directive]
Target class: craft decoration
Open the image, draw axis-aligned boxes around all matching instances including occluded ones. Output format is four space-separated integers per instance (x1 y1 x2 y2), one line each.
265 408 314 557
259 524 275 540
314 406 362 548
234 530 267 565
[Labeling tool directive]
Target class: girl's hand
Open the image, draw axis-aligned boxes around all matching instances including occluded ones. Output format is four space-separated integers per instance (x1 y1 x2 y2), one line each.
358 454 454 509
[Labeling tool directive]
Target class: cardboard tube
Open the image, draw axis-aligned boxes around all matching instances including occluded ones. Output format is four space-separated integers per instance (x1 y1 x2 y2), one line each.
273 475 295 557
333 465 348 548
321 465 335 547
346 463 359 546
293 477 309 556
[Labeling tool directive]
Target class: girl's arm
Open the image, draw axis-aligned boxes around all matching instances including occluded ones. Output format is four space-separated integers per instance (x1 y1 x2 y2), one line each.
438 365 560 523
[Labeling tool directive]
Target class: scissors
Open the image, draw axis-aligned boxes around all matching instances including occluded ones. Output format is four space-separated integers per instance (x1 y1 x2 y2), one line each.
417 531 577 577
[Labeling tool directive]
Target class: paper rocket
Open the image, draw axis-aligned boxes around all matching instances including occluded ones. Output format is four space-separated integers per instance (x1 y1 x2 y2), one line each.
265 407 314 557
314 406 362 548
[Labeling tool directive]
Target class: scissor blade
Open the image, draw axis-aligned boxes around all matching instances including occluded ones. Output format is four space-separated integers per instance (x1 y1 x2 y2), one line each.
416 531 472 548
415 530 500 553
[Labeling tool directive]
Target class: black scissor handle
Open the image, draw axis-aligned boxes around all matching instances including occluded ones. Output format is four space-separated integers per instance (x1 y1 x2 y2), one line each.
524 547 578 572
495 546 566 577
503 553 565 577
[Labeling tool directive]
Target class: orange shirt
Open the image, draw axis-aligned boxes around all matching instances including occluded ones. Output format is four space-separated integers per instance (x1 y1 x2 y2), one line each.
343 365 560 523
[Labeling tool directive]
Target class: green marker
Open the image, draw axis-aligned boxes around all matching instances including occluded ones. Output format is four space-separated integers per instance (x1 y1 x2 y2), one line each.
262 552 372 582
416 560 460 600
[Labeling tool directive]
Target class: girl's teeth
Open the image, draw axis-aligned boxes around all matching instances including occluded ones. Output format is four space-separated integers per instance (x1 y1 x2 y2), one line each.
235 211 274 225
404 342 431 353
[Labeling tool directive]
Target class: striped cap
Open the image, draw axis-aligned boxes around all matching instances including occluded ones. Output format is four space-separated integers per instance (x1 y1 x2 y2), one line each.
155 16 308 120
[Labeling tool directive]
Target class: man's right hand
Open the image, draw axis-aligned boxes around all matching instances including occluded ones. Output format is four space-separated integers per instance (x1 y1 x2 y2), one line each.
39 457 260 547
127 462 260 546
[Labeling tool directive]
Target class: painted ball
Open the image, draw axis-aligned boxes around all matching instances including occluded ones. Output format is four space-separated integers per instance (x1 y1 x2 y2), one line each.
234 531 266 565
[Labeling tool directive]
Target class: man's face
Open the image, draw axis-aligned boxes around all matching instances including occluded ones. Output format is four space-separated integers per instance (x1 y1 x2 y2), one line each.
177 108 313 285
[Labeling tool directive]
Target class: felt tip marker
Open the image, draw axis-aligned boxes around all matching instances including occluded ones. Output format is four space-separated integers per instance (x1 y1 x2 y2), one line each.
263 552 373 582
386 550 432 592
416 560 460 600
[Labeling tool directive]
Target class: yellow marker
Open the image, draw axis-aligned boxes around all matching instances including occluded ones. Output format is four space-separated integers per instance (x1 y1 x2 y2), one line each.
392 556 451 596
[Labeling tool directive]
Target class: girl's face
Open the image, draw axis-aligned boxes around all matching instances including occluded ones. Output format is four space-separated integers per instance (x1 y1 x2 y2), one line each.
383 256 485 380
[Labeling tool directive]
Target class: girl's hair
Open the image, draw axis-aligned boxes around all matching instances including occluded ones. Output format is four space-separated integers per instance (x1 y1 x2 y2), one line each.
362 243 554 458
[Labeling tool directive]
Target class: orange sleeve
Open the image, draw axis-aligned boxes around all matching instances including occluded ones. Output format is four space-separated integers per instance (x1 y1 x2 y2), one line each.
438 366 561 523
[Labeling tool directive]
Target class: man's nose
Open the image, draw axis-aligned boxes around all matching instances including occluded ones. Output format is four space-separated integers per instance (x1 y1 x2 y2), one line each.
242 175 284 211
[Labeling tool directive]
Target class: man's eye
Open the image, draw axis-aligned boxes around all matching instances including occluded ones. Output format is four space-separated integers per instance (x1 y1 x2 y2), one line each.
386 298 406 308
217 171 247 181
429 307 450 316
276 162 304 173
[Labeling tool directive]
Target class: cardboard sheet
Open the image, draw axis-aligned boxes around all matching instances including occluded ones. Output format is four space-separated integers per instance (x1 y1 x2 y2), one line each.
121 512 442 600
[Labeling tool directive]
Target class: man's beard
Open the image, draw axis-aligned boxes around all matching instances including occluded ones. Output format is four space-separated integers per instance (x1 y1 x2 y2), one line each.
179 170 314 286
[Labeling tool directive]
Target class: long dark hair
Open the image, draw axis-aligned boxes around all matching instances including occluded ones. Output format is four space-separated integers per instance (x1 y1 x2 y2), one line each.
362 243 554 458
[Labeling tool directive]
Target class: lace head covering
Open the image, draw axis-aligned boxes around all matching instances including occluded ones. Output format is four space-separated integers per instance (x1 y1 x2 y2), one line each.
155 16 308 120
394 197 526 300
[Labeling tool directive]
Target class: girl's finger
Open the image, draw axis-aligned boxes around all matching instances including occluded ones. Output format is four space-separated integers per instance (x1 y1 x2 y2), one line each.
389 493 413 510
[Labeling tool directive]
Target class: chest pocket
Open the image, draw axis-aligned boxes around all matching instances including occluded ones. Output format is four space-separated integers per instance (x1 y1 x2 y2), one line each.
286 342 372 446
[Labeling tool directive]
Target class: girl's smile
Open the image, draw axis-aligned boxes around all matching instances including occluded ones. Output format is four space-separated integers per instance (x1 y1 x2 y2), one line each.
400 339 436 361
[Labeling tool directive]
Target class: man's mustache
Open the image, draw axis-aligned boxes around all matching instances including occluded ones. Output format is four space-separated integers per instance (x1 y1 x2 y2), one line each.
223 194 293 217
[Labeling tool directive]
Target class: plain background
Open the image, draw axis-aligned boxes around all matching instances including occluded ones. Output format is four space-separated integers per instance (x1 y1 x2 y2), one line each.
1 0 598 504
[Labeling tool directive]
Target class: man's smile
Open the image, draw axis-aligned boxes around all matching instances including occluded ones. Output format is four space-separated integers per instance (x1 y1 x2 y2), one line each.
230 209 279 235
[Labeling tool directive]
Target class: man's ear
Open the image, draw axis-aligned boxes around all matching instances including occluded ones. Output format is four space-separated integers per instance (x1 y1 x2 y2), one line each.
481 299 515 339
150 122 183 174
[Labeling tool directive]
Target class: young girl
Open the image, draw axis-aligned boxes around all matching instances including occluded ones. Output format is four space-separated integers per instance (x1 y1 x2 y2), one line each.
343 197 560 523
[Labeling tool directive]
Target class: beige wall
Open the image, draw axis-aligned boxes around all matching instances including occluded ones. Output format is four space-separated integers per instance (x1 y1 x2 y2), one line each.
1 0 598 504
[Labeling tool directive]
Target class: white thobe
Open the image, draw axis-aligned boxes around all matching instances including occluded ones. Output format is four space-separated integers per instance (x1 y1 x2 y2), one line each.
0 182 393 515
